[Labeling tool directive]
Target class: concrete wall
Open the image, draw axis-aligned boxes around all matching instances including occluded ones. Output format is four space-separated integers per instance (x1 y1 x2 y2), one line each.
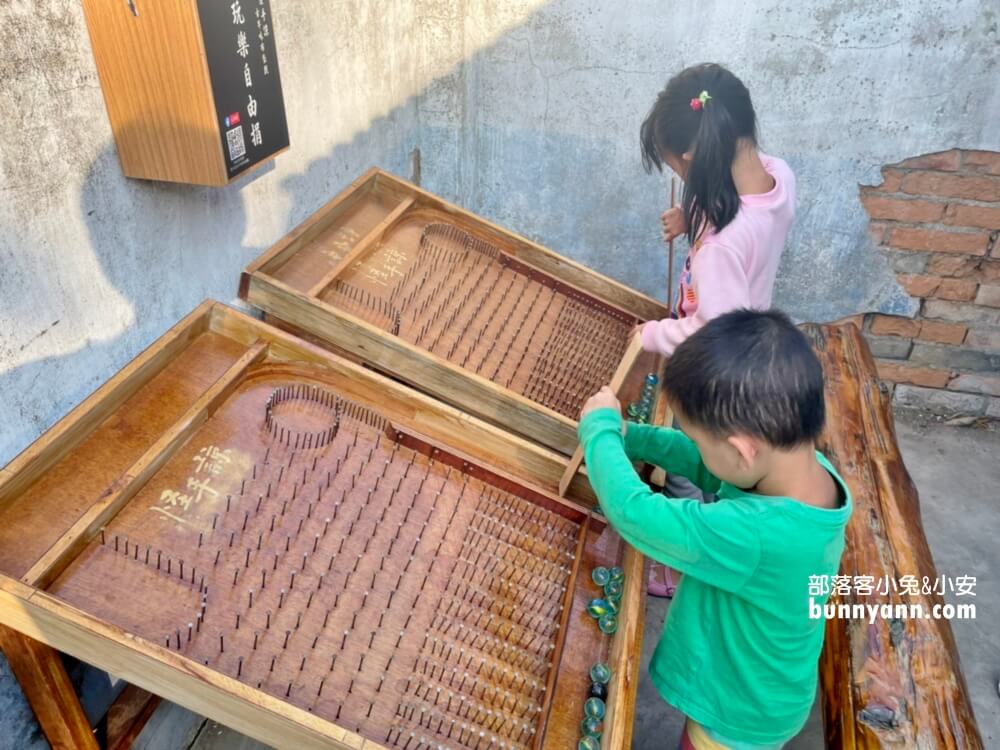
1 0 999 744
418 0 1000 323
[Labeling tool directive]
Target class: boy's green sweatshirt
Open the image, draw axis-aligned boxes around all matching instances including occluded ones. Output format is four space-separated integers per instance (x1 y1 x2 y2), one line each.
579 409 852 745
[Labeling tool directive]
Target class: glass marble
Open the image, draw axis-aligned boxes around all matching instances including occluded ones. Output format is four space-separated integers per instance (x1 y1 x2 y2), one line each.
590 663 611 684
609 566 624 582
604 579 623 599
598 613 618 634
584 697 607 721
589 682 608 700
581 717 602 737
605 597 619 615
591 566 610 587
578 736 601 750
587 598 611 618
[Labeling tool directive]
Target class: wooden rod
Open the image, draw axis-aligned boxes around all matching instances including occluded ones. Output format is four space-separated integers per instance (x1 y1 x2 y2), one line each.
306 196 415 297
601 543 646 750
558 333 644 497
21 340 268 589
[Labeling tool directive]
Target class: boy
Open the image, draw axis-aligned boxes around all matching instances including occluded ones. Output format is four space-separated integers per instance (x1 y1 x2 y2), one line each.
579 309 851 749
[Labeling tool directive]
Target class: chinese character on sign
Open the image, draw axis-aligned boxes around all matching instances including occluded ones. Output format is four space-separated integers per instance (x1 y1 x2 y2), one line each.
192 445 232 476
898 574 920 596
231 1 245 24
244 61 253 88
159 488 195 511
250 122 262 146
236 30 249 58
185 476 219 504
247 94 258 118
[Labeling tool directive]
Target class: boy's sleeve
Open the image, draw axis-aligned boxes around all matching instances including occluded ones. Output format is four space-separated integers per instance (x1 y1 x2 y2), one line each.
623 421 722 494
580 408 761 593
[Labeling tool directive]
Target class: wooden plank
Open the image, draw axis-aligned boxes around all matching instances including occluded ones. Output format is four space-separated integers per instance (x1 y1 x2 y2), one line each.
105 683 162 750
0 301 213 510
558 333 644 496
601 543 646 750
241 169 381 284
80 0 226 185
306 196 416 297
21 340 268 590
245 274 581 455
372 170 668 322
0 577 381 750
209 304 600 504
803 323 982 749
0 624 98 750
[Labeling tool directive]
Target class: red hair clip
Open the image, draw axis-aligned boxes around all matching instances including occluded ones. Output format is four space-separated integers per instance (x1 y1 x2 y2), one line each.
690 90 712 111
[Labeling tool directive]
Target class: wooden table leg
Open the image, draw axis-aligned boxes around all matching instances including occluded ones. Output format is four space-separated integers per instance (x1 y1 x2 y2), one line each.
0 624 98 750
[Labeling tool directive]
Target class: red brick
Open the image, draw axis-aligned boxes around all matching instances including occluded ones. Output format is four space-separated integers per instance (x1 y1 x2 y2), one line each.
943 203 1000 230
935 277 978 301
917 320 967 345
860 193 944 223
980 260 1000 283
963 150 1000 175
976 284 1000 308
869 314 920 337
868 221 888 246
896 150 961 171
888 227 989 255
897 274 940 297
901 171 1000 201
875 168 904 192
927 254 981 278
876 360 952 388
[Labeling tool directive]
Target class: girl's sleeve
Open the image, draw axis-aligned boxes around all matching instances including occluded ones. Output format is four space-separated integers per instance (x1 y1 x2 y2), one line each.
623 422 722 494
580 409 761 592
640 242 751 356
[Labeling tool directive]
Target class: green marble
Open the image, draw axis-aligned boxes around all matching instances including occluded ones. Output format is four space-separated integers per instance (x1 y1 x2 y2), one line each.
580 717 602 737
584 697 607 720
578 736 601 750
589 662 611 684
609 566 624 582
591 566 610 587
598 613 618 634
604 579 623 600
586 598 611 618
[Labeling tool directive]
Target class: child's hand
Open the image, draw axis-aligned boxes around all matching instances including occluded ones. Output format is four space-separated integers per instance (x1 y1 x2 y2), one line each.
661 207 687 243
581 386 622 420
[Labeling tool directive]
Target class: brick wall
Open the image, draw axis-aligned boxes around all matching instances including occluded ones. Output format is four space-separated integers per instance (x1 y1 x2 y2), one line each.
860 149 1000 419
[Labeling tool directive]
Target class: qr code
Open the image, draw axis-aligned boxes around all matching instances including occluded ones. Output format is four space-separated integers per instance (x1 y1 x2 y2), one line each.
226 125 246 161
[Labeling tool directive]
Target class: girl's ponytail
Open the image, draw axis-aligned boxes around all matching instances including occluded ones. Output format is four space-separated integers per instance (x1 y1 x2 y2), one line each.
640 64 758 244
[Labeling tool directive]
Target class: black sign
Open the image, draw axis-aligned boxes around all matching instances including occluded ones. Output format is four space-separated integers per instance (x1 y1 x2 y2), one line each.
198 0 289 178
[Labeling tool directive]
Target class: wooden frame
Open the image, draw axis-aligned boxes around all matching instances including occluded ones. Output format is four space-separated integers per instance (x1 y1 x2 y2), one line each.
240 169 668 456
0 301 646 750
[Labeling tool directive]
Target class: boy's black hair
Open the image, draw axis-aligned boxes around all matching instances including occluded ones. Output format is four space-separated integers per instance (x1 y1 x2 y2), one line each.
640 63 758 245
662 309 825 448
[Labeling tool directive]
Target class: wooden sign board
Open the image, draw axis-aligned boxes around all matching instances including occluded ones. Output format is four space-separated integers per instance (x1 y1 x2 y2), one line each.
240 169 668 456
0 301 645 750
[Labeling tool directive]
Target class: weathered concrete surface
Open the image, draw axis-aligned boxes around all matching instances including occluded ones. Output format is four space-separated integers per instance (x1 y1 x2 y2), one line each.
417 0 1000 322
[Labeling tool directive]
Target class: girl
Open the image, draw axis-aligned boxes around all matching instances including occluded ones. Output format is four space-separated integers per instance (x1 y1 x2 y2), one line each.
637 63 796 598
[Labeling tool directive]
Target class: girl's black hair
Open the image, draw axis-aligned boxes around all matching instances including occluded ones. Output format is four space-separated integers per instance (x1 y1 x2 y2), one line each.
661 309 825 448
640 63 758 244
